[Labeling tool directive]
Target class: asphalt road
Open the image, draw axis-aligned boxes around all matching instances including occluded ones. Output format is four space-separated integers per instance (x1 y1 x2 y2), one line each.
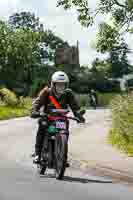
0 113 133 200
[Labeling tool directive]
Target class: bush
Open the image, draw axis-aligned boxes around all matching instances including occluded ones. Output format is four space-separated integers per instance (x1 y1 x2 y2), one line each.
18 96 32 109
0 88 18 106
109 94 133 156
79 95 89 108
98 92 119 107
77 92 118 108
0 106 30 120
0 87 32 120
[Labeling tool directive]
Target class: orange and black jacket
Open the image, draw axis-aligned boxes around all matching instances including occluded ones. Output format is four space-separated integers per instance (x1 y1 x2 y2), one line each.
31 88 80 116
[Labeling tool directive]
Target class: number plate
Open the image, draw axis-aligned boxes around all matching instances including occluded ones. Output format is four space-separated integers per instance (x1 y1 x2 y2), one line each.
56 121 66 129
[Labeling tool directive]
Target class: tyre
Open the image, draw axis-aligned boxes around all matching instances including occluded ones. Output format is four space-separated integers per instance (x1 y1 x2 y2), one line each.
38 164 47 175
48 140 54 168
38 150 47 175
55 134 68 180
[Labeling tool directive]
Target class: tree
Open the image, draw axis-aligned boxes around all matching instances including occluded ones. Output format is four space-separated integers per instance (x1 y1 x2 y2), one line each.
1 12 97 95
57 0 133 32
107 42 132 77
8 12 66 64
0 28 41 91
0 20 13 79
94 21 132 78
96 23 120 53
0 13 71 95
9 11 40 31
39 30 68 64
91 57 111 77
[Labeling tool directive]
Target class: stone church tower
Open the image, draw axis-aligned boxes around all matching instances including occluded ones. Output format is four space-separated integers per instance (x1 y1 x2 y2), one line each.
55 41 80 67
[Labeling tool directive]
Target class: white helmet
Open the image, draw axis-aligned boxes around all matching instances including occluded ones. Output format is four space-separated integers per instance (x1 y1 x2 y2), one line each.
51 71 69 86
51 71 69 96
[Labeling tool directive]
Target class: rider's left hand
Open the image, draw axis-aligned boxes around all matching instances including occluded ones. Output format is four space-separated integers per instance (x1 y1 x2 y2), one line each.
78 116 85 123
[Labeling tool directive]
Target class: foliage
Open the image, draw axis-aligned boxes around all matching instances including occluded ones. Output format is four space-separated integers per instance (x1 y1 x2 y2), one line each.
57 0 133 80
108 129 133 156
57 0 93 27
95 21 129 53
0 88 32 120
0 106 30 120
109 94 133 155
98 92 119 107
78 94 89 108
107 42 131 77
40 30 67 63
77 92 118 108
18 96 32 109
94 29 131 78
0 88 18 106
96 23 120 53
9 11 40 30
0 12 67 96
0 11 132 96
57 0 133 32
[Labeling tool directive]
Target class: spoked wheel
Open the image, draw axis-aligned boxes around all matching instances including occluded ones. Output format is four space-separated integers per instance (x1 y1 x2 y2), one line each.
55 134 68 180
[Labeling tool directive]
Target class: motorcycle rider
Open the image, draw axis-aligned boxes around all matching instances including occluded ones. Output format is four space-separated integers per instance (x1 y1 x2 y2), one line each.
31 71 85 164
89 89 98 108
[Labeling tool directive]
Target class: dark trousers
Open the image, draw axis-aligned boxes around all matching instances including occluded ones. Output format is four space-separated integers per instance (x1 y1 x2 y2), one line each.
35 124 46 156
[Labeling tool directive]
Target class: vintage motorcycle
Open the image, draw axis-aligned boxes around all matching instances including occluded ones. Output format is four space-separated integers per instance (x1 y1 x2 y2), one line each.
36 109 85 180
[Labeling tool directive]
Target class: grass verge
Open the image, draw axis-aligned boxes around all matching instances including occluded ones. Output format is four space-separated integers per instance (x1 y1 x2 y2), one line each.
0 106 30 120
108 129 133 157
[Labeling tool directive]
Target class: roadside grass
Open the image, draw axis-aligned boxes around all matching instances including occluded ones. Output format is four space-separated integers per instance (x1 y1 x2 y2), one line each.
108 94 133 156
0 88 32 120
108 129 133 156
0 105 31 120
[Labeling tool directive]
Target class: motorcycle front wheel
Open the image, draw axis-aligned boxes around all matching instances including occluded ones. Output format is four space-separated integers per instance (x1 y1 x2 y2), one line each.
55 134 68 180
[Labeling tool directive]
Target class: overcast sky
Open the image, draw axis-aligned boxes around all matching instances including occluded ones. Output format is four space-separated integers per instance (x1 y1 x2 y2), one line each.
0 0 133 65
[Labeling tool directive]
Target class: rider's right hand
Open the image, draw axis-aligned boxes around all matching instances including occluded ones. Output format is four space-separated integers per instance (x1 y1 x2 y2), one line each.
30 111 40 118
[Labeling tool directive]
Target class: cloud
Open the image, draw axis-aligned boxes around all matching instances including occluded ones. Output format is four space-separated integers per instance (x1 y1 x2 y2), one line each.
0 0 20 18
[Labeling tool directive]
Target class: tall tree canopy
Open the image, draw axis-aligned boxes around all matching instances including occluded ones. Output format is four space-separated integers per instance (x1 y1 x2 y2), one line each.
57 0 133 32
0 12 68 95
9 11 40 30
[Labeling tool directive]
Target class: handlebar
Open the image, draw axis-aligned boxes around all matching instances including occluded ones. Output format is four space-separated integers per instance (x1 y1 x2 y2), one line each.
66 116 80 122
32 113 80 122
40 113 80 122
31 109 85 123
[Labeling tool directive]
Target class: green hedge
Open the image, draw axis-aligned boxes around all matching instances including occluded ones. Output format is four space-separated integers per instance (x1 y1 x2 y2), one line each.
78 92 119 108
98 92 119 107
108 94 133 156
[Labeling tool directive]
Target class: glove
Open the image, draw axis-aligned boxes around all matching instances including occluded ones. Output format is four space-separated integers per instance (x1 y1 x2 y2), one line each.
30 111 40 118
78 116 85 123
74 112 85 123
